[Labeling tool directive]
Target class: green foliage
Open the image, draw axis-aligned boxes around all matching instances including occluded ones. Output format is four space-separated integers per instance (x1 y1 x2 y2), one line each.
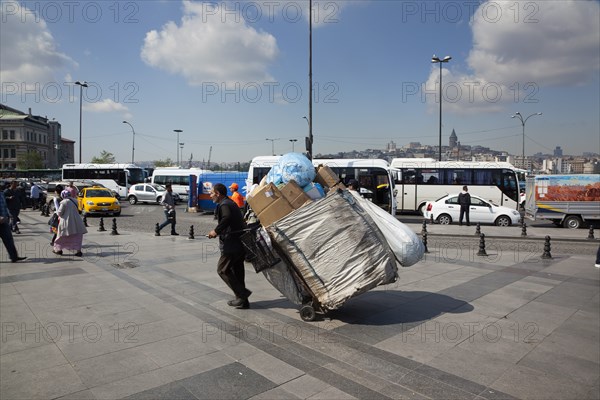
153 158 174 167
91 150 116 164
16 150 44 169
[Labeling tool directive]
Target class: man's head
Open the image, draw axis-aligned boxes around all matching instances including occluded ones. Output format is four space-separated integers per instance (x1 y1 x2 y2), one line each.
10 181 17 189
211 183 227 204
347 179 359 191
165 183 172 192
229 183 239 192
463 186 468 191
69 181 75 187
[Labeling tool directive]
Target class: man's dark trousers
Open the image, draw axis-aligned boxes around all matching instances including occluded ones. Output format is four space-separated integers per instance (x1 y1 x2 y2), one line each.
217 252 249 299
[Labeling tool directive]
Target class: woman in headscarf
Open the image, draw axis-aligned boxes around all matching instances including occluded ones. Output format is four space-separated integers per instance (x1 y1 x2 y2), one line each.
53 189 87 256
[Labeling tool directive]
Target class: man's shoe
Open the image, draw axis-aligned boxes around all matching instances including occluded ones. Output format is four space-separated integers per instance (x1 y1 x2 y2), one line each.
52 250 63 255
236 300 250 309
171 232 179 236
227 298 240 306
228 298 249 308
75 251 83 257
11 257 27 263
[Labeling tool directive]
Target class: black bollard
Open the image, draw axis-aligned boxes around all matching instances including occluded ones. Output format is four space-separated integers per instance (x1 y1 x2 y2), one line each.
188 225 195 240
98 217 106 232
521 222 527 237
541 235 552 259
587 226 595 240
422 232 429 254
475 222 481 236
154 223 161 236
110 218 119 235
44 204 50 217
83 215 89 227
40 203 47 216
421 220 428 235
477 233 488 256
430 214 434 225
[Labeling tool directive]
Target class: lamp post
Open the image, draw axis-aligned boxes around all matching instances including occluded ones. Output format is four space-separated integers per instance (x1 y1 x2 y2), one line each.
75 81 88 163
173 129 183 166
511 112 542 169
307 0 313 160
122 121 136 164
289 139 298 152
431 55 451 161
265 138 280 156
179 143 184 167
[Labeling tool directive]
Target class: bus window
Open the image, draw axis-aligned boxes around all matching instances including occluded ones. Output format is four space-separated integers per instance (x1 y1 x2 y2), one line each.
422 169 439 184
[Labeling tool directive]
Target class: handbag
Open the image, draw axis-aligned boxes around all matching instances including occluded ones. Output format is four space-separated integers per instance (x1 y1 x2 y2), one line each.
48 213 59 228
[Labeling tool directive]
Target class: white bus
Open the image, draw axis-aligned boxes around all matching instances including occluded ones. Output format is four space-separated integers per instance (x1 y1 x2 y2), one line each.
389 158 521 214
151 168 208 201
247 156 396 214
62 163 145 198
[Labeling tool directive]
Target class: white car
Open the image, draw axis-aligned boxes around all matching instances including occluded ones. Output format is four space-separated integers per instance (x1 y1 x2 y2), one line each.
423 194 521 226
127 183 181 205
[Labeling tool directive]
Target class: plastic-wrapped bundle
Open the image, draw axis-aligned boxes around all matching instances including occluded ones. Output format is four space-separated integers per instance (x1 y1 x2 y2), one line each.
266 153 316 188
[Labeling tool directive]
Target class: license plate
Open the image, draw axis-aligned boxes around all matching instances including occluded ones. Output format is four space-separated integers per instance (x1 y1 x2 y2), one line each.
102 208 108 211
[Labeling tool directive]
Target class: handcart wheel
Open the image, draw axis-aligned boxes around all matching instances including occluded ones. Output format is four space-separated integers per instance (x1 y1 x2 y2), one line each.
300 305 316 321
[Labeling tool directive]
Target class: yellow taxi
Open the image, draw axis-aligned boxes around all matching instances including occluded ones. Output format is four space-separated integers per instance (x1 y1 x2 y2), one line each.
77 186 121 217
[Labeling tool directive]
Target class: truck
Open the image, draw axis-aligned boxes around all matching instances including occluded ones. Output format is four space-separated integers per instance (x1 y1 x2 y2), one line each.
525 174 600 229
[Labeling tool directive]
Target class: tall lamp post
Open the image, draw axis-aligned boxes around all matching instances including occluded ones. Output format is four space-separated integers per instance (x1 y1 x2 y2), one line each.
179 143 184 167
75 81 88 163
122 121 136 164
511 112 542 169
173 129 183 166
431 55 451 161
265 138 280 156
307 0 313 160
289 139 298 152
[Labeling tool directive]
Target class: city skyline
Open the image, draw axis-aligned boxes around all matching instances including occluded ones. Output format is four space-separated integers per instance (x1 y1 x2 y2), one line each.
1 1 599 164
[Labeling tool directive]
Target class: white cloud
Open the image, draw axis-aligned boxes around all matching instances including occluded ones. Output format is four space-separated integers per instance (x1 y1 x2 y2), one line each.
427 0 600 115
141 0 279 86
0 2 76 91
84 99 129 113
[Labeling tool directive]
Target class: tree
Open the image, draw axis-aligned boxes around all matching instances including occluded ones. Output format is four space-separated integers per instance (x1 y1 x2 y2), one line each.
153 158 174 167
91 150 116 164
17 150 44 169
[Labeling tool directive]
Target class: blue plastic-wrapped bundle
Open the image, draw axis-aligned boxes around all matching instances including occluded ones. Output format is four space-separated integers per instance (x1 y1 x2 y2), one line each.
266 153 316 187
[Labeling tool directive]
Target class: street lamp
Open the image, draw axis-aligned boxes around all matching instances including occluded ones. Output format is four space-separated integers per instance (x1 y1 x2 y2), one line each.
75 81 88 163
265 138 280 156
431 55 451 161
122 121 135 164
289 139 298 152
511 112 542 168
173 129 183 166
179 143 184 167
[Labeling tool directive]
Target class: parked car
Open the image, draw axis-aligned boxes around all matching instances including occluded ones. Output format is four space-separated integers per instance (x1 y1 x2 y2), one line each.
77 186 121 217
45 181 110 211
127 183 181 205
423 193 520 226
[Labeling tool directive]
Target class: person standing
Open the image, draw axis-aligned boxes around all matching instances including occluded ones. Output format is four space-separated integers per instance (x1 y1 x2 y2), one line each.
229 183 245 208
0 192 27 263
157 183 178 235
50 185 63 246
30 182 41 210
53 190 87 256
208 183 251 309
3 181 22 234
458 185 471 226
67 182 78 198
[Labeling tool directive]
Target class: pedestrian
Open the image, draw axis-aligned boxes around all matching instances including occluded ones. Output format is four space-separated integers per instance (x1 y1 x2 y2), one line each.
347 179 360 192
50 185 63 246
67 181 78 198
207 183 251 309
53 190 87 257
3 181 22 234
0 192 27 263
229 183 245 208
30 182 41 210
458 185 471 226
157 183 178 235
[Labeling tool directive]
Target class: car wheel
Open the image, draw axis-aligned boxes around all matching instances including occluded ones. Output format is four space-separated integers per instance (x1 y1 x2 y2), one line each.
128 196 137 205
563 215 582 229
156 196 162 204
495 215 511 227
437 214 452 225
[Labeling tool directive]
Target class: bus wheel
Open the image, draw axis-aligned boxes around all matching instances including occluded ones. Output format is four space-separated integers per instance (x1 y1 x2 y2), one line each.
563 216 582 229
418 203 426 216
437 214 452 225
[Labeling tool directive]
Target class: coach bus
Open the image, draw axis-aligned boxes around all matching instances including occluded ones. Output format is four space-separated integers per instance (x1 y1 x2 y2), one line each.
247 156 396 214
62 163 145 198
389 158 521 214
150 168 209 201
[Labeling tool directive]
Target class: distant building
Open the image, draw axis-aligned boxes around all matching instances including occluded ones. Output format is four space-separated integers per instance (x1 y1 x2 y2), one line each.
553 146 563 157
449 129 458 148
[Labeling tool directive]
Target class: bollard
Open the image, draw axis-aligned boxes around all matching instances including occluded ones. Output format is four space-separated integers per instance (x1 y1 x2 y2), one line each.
83 215 89 227
44 204 50 217
521 222 527 237
40 203 47 216
421 220 428 235
188 225 195 240
422 232 429 254
110 218 119 235
587 226 595 240
154 223 161 236
98 217 106 232
430 214 434 225
475 222 481 236
477 233 488 256
541 235 552 259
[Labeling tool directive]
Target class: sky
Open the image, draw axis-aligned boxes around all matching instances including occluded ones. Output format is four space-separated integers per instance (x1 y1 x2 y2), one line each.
1 0 599 165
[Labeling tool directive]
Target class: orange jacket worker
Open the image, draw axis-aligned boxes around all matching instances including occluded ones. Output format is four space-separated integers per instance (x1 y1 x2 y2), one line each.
229 183 245 208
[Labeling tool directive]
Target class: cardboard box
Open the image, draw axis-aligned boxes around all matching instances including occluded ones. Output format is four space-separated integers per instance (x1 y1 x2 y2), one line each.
258 197 294 227
280 180 312 210
315 165 341 188
247 183 282 215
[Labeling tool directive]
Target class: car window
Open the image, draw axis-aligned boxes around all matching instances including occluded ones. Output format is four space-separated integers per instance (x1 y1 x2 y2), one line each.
471 198 488 207
134 185 144 190
445 196 459 204
87 190 113 197
145 186 155 193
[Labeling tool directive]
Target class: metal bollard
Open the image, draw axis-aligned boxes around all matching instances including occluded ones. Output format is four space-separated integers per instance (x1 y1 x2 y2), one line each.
587 226 595 240
154 223 161 236
40 203 47 216
521 222 527 237
477 233 488 256
541 236 552 259
98 217 106 232
422 232 429 254
188 225 195 240
475 222 481 236
83 215 89 227
110 218 119 235
421 220 428 235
